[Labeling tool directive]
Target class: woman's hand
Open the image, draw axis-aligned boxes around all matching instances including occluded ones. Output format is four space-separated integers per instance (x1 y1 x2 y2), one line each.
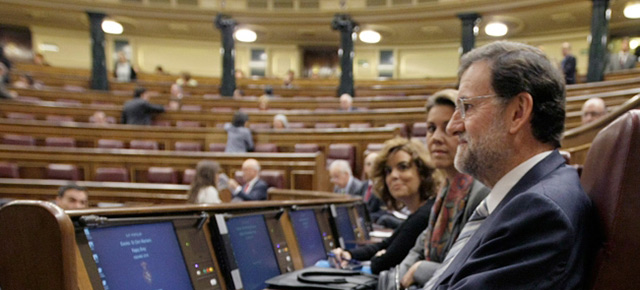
330 248 352 269
374 249 387 257
401 261 423 288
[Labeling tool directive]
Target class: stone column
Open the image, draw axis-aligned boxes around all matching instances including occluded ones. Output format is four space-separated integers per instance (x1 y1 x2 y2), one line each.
586 0 610 82
88 12 109 91
458 13 481 55
332 14 357 97
215 14 236 97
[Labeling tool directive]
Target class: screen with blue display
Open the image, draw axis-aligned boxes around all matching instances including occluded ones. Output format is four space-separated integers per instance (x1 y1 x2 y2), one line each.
335 206 357 249
84 222 193 290
289 209 327 267
226 214 281 290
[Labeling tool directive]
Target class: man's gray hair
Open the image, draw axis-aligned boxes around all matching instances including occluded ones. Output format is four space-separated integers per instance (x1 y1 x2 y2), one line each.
329 159 352 176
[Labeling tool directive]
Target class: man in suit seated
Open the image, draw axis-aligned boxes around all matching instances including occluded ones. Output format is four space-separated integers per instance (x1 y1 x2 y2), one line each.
329 159 364 196
339 93 357 111
228 158 269 201
424 41 594 289
581 97 607 125
55 184 89 210
121 87 166 125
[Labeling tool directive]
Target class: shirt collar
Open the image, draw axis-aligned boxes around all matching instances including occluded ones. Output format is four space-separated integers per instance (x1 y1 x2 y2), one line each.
485 150 553 214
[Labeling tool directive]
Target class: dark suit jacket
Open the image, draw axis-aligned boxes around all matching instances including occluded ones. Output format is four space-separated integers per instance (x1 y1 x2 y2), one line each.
334 177 365 196
432 151 594 289
121 98 165 125
234 178 269 201
358 180 384 221
562 55 577 84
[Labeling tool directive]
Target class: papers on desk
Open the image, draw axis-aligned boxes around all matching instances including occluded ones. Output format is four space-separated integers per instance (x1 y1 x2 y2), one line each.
369 230 393 238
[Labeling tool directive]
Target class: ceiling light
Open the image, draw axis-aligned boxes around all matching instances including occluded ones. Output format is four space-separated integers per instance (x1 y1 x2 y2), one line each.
359 30 381 44
101 20 123 35
624 3 640 19
630 39 639 50
235 29 257 43
38 43 59 52
485 22 508 37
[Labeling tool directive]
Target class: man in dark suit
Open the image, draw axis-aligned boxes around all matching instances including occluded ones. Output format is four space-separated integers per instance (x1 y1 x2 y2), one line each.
560 42 576 84
339 93 358 111
425 41 594 289
228 158 269 201
359 152 384 221
329 159 364 196
121 87 166 125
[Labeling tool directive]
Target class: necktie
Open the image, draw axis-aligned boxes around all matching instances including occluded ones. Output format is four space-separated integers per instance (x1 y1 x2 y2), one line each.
364 184 373 202
424 199 489 289
243 183 250 193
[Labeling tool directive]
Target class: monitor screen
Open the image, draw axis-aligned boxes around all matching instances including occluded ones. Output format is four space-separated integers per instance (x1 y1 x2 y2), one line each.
335 206 357 249
84 222 193 290
226 214 281 290
289 209 327 267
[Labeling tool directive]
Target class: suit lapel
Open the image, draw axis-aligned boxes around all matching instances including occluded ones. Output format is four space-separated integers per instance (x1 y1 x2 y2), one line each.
435 150 566 286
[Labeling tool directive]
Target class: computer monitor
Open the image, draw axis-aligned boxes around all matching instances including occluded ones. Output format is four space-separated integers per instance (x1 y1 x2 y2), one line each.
81 222 193 290
214 213 283 290
289 209 328 267
332 205 358 250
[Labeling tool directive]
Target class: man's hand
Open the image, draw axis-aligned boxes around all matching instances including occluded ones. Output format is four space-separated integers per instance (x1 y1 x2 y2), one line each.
228 179 239 192
401 261 423 289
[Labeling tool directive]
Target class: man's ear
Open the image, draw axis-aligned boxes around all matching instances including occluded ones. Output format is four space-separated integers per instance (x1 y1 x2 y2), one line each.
508 92 534 134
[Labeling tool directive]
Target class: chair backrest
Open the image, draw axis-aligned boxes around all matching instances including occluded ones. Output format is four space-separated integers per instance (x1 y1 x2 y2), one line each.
130 140 159 150
315 123 338 129
349 123 371 129
385 123 408 137
6 112 35 120
180 105 202 112
182 168 196 185
147 167 178 184
45 115 75 123
176 121 201 128
97 139 124 149
294 143 320 153
209 143 226 152
3 134 36 146
327 143 356 171
152 120 172 127
46 164 80 181
582 110 640 290
260 170 285 189
412 122 427 137
95 167 129 182
45 137 76 148
0 162 19 178
175 142 202 152
288 122 306 129
254 143 278 153
249 123 272 130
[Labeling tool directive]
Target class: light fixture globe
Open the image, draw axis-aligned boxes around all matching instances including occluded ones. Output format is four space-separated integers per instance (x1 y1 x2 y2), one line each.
235 29 257 43
624 3 640 19
359 30 381 44
102 20 123 35
485 22 508 37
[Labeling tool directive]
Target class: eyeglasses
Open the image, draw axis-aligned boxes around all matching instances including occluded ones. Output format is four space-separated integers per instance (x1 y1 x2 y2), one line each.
455 94 496 119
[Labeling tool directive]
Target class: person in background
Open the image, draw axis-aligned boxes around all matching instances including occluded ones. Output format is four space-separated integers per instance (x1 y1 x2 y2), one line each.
386 89 489 289
176 71 198 87
560 42 577 84
283 70 295 87
331 138 437 275
113 51 137 82
90 111 109 125
33 53 49 66
329 160 365 195
360 152 385 223
581 97 607 125
0 46 11 84
187 160 222 204
0 63 16 99
273 114 289 129
121 87 166 125
154 65 167 75
233 89 244 99
167 97 181 111
224 111 254 153
12 74 42 89
55 184 89 210
228 158 269 201
339 93 357 111
258 95 270 111
605 37 638 72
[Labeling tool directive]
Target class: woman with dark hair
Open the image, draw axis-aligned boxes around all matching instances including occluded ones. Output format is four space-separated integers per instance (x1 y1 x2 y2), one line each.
187 160 222 204
385 89 490 289
331 137 437 274
224 111 254 153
